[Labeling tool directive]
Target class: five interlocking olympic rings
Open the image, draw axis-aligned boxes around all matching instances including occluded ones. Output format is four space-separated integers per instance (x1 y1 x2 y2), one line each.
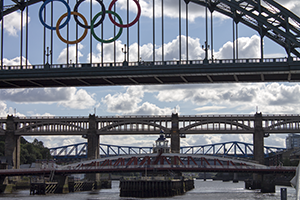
39 0 141 44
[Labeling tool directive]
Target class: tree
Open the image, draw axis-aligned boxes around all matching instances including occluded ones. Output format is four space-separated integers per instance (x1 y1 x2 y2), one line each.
0 137 52 164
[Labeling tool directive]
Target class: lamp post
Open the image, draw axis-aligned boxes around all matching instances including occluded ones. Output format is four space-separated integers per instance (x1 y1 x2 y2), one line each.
121 44 128 63
45 47 51 65
202 41 209 63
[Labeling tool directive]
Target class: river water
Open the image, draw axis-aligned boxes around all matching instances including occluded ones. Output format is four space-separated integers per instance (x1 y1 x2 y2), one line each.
0 180 297 200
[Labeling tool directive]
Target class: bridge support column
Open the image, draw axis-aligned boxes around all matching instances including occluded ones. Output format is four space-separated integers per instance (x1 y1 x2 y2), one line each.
261 174 275 193
5 115 20 169
87 114 99 160
254 112 264 165
170 113 179 154
251 112 265 190
87 114 100 182
53 175 69 194
233 173 238 183
170 113 181 170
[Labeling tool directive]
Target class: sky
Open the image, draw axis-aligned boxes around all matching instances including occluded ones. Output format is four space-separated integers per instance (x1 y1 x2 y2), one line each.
1 0 300 149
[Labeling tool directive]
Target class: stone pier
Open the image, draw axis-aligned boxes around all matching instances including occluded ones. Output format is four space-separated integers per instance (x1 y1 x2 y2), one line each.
5 115 20 169
86 114 100 182
245 112 275 193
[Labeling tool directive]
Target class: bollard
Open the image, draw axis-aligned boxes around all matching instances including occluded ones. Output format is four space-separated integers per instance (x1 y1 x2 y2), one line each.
280 188 287 200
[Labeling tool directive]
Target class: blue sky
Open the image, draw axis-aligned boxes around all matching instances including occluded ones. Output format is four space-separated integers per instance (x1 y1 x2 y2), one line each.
0 0 299 149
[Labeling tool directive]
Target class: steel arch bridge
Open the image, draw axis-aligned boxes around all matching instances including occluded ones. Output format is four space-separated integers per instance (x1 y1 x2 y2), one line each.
1 0 300 88
1 114 300 136
49 141 286 159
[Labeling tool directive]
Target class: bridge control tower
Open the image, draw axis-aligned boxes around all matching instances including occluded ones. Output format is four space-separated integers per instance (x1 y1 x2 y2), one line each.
153 134 170 154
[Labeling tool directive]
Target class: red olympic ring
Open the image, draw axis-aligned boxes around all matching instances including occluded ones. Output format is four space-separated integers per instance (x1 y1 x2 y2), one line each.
108 0 141 28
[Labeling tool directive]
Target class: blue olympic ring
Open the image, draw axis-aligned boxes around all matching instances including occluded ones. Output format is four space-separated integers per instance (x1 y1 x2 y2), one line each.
39 0 71 30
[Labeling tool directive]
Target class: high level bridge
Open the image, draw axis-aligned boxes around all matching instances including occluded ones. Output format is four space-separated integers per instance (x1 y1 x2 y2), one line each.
0 113 298 169
1 0 300 88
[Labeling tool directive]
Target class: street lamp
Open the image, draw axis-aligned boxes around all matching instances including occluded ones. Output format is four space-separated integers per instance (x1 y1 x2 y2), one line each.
45 47 52 65
202 41 210 63
121 44 128 62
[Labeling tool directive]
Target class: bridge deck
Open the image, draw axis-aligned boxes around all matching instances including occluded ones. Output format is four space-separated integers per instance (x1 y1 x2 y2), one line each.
0 58 299 88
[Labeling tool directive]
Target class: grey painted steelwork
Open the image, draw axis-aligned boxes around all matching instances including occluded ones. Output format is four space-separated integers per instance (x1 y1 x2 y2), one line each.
0 57 299 88
189 0 300 58
1 113 300 136
1 0 300 88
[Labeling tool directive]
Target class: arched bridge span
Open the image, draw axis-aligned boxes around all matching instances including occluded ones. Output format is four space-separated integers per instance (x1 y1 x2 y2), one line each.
1 1 300 88
1 113 300 135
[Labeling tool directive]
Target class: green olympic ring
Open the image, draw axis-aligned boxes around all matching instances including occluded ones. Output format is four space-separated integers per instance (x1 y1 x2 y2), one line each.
91 10 123 43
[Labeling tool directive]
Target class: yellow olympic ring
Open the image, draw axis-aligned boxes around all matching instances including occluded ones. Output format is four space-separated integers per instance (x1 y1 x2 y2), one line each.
56 12 88 44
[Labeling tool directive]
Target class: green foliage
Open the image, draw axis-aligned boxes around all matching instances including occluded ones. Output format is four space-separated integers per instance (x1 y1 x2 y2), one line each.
20 138 52 164
0 137 52 164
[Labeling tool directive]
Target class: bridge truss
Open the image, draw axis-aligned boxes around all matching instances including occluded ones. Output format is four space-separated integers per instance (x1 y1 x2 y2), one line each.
49 141 286 160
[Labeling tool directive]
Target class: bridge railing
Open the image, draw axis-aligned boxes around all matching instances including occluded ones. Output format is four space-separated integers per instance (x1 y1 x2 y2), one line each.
0 57 297 71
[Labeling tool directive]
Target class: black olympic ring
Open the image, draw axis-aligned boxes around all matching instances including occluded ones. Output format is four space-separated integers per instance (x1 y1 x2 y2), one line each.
73 0 106 29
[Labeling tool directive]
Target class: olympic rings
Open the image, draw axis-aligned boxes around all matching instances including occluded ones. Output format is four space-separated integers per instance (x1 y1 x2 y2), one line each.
56 12 88 45
91 10 123 44
108 0 141 28
39 0 141 44
39 0 71 30
73 0 105 29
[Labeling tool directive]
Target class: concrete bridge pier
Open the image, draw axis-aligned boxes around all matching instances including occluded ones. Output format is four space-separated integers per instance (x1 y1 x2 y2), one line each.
53 175 69 194
87 114 99 160
246 113 275 193
170 113 180 167
86 114 100 182
233 173 239 183
246 113 265 191
5 115 20 169
254 112 265 165
170 113 180 154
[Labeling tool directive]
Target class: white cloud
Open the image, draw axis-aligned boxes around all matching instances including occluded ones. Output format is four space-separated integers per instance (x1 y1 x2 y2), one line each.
0 101 25 117
214 35 261 59
1 11 30 36
195 106 227 112
0 87 99 110
59 88 99 109
90 34 262 62
1 56 31 66
101 86 172 115
57 43 84 64
144 82 300 115
116 0 224 22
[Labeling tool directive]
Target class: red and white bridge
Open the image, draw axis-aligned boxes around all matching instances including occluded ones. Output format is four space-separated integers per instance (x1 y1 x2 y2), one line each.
0 153 295 177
